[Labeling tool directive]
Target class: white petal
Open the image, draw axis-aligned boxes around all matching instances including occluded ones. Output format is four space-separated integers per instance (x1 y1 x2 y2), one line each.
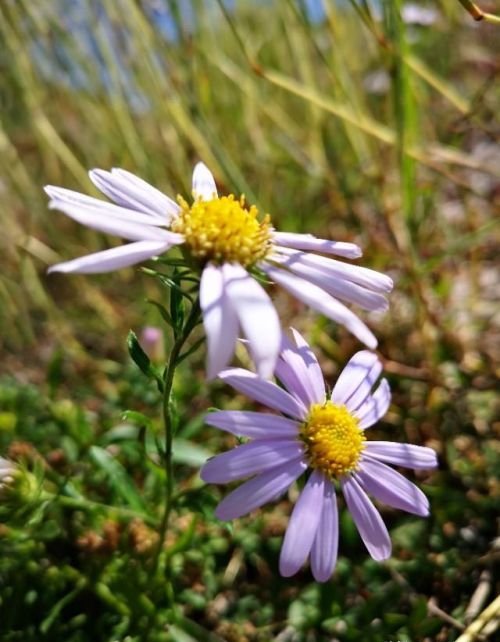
200 264 238 380
48 199 183 243
331 351 380 406
271 253 388 311
273 232 362 259
45 185 166 226
48 240 171 274
273 247 393 293
89 168 180 221
223 263 281 380
262 264 377 349
192 162 218 201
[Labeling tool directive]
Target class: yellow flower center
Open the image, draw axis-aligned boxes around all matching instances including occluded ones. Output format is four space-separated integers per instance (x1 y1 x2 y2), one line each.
301 402 365 478
171 194 273 267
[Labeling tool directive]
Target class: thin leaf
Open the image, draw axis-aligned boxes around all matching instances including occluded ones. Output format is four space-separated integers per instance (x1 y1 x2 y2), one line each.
89 445 148 513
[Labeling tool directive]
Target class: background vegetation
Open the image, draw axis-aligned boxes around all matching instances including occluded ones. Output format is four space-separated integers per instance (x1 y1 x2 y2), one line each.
0 1 498 641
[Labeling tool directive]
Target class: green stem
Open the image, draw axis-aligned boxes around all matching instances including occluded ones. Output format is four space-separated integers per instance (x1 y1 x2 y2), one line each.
150 296 201 579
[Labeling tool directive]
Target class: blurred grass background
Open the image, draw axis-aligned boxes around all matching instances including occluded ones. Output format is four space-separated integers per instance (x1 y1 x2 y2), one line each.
0 1 499 641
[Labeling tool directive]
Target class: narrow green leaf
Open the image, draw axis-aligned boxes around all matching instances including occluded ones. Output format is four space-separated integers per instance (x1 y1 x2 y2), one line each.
170 268 185 334
147 299 174 329
177 336 205 364
126 330 163 388
89 445 148 513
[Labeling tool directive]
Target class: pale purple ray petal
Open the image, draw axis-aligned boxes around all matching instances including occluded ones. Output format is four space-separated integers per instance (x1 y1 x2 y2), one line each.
311 477 339 582
279 470 325 577
223 263 281 380
272 247 393 293
331 351 380 406
290 328 326 404
343 361 383 412
272 254 389 312
201 439 305 483
341 475 392 561
274 334 318 407
48 199 183 243
261 265 377 349
205 410 300 439
219 368 308 420
274 357 311 405
354 379 391 429
364 442 438 469
273 232 362 259
215 458 307 520
200 264 238 380
356 457 430 516
89 168 180 221
192 162 218 200
45 185 167 226
47 240 172 274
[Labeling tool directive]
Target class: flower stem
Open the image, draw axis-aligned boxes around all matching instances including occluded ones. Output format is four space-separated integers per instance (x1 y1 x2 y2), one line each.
150 295 201 581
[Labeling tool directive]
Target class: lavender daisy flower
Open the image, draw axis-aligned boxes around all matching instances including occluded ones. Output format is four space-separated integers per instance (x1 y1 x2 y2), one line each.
47 164 392 379
201 330 437 581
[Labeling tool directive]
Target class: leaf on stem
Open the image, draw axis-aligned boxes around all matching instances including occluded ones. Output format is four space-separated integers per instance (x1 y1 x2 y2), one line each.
127 330 163 389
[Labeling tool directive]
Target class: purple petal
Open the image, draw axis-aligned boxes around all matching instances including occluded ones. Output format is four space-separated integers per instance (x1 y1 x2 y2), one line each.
48 240 172 274
356 457 430 516
290 329 326 403
279 470 325 577
48 199 182 243
311 477 339 582
215 458 307 520
274 247 393 293
341 475 392 561
223 264 281 380
273 232 362 259
354 379 391 429
274 357 310 405
275 330 325 406
364 442 438 469
261 264 377 349
343 361 383 412
201 439 304 483
331 351 379 407
205 410 300 439
200 264 238 380
89 168 179 220
192 162 217 200
219 368 308 420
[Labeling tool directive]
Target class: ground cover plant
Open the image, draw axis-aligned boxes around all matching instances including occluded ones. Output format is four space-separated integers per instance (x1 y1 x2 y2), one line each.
0 1 499 641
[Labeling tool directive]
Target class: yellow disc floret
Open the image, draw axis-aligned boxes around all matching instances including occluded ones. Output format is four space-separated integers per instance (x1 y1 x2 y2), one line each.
301 402 365 478
172 194 273 267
